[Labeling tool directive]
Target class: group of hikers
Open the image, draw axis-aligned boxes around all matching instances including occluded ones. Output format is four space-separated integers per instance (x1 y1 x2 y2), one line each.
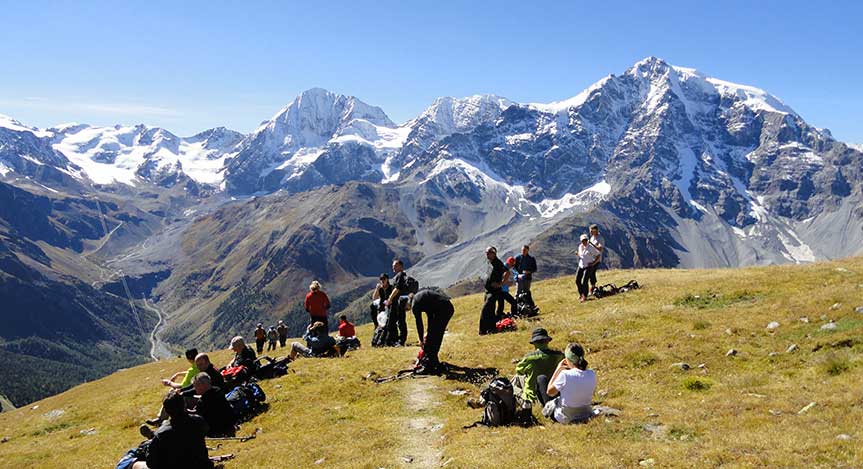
121 226 609 468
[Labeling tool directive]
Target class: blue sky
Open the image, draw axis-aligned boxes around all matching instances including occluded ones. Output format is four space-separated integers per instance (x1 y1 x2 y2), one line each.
1 1 861 141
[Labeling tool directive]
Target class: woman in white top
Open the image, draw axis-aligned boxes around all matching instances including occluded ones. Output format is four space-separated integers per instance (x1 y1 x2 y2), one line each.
541 343 596 424
576 234 601 302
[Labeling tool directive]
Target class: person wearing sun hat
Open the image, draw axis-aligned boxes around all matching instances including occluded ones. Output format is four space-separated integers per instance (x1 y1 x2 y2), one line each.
512 327 565 403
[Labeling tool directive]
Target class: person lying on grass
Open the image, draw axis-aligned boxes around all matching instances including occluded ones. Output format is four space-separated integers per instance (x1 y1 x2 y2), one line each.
538 343 596 424
290 321 338 359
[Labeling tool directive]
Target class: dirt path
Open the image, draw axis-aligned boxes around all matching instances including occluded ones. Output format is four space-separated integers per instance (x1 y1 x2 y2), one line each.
398 378 445 467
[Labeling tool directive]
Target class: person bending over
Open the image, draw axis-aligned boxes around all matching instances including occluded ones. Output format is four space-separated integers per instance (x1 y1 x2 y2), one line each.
290 321 337 359
538 343 596 424
132 390 213 469
409 287 455 375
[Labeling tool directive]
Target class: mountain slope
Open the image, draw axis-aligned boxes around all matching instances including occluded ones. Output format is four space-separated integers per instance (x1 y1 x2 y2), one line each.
1 258 861 467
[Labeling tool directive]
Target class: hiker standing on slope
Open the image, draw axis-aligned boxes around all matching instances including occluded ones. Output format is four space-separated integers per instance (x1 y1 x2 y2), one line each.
479 246 506 335
385 259 411 345
305 281 331 328
575 234 601 303
276 320 288 348
266 326 278 352
496 256 518 317
587 224 605 296
370 273 393 328
254 323 266 353
514 245 537 309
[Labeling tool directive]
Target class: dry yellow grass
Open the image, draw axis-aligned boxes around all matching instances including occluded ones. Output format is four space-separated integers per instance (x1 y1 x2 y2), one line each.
2 258 862 468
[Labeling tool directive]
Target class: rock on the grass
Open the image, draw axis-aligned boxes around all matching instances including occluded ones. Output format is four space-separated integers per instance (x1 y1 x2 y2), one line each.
855 306 863 314
767 321 780 330
836 434 852 441
799 317 810 323
726 349 737 357
821 322 837 331
786 344 799 353
670 362 690 371
831 303 842 310
639 458 656 466
768 352 779 357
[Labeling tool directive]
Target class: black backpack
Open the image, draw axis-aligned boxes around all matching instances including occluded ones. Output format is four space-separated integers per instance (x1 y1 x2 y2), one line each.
405 276 420 295
479 377 516 427
226 383 266 420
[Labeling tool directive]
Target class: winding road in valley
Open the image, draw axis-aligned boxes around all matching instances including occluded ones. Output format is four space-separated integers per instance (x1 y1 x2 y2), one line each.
142 299 172 360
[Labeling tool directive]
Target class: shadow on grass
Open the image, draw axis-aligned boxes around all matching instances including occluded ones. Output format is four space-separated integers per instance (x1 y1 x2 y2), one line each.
441 363 498 386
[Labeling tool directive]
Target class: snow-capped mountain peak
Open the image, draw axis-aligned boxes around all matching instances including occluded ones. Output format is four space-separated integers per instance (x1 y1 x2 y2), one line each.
416 94 514 133
0 114 51 138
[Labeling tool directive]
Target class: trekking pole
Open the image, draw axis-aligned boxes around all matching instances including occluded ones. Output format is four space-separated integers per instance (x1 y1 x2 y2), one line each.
210 454 236 462
206 427 261 442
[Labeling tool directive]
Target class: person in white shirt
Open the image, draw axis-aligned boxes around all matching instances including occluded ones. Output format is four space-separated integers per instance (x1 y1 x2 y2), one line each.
575 234 600 302
587 224 605 295
539 343 596 424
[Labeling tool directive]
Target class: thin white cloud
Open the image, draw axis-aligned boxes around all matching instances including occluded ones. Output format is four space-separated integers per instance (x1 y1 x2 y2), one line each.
0 98 182 117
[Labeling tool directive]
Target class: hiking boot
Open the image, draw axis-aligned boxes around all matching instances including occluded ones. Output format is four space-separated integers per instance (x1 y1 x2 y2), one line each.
145 417 162 426
467 398 484 409
139 424 155 439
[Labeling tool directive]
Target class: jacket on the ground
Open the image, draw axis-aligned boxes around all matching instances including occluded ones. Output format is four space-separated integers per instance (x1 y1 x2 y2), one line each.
515 346 564 402
145 414 213 469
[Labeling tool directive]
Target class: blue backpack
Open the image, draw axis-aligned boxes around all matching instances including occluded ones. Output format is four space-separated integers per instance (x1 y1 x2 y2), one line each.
226 383 266 419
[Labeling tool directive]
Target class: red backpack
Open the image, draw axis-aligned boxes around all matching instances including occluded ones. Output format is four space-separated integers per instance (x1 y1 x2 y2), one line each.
495 317 516 332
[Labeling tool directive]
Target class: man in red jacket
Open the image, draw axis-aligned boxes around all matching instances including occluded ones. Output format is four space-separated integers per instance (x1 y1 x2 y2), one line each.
304 280 331 328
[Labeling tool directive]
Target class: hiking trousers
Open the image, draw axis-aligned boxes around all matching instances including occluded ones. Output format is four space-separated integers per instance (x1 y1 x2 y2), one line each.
586 263 599 287
496 291 516 316
479 291 501 334
385 299 408 345
575 267 590 297
255 338 265 353
535 374 553 405
424 302 454 365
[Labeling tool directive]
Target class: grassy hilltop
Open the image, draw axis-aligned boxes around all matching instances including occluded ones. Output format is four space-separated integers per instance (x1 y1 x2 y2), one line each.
1 258 862 468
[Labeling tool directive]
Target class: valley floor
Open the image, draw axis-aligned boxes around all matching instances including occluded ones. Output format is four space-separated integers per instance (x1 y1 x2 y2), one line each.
1 259 863 467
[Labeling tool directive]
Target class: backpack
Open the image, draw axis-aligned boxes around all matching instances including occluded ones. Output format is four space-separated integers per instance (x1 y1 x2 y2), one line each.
221 365 250 386
371 325 389 347
618 280 640 293
479 377 516 426
592 283 619 299
405 276 420 295
226 383 266 420
253 356 289 380
495 317 516 332
515 292 539 317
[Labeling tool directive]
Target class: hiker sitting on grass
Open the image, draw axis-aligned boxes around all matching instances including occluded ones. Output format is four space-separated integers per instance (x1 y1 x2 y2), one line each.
161 348 199 390
189 373 236 437
336 314 361 350
145 348 200 426
290 321 338 359
193 353 225 392
538 343 596 424
133 390 213 469
512 328 564 403
228 336 257 370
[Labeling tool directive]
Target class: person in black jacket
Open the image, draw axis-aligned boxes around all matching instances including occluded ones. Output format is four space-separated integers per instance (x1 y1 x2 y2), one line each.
409 287 454 375
514 244 538 308
479 246 506 335
132 390 213 469
194 353 225 391
190 373 236 437
369 273 393 328
385 260 410 345
228 336 257 370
